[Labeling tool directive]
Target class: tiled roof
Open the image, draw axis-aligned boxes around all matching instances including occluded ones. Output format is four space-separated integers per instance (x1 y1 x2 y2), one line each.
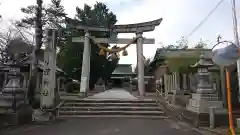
154 48 212 59
149 49 213 69
2 57 66 75
112 64 135 75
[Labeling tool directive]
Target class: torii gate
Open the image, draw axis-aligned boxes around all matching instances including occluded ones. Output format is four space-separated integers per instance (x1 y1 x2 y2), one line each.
73 18 163 97
39 19 163 110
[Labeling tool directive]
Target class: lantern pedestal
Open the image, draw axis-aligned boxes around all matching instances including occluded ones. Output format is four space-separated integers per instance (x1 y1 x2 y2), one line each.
186 93 225 113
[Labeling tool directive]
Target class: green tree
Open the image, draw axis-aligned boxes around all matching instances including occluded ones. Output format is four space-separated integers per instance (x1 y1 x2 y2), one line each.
16 0 67 107
194 38 207 49
161 36 188 50
175 36 188 49
17 0 66 29
17 1 119 95
57 2 118 90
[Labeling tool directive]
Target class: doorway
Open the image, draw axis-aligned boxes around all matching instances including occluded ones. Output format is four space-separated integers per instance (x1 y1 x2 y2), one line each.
112 79 123 88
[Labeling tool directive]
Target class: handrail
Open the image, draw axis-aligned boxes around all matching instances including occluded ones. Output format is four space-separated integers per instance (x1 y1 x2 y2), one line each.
155 86 173 108
155 88 161 104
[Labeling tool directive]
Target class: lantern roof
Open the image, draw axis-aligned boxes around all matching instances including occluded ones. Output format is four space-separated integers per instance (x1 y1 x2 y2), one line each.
191 54 214 68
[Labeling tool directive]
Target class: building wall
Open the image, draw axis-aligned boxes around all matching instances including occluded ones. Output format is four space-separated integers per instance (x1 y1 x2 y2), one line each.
154 66 169 80
146 66 168 92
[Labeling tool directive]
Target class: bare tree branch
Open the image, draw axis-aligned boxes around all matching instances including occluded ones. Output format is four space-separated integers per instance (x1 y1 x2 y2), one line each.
0 25 33 63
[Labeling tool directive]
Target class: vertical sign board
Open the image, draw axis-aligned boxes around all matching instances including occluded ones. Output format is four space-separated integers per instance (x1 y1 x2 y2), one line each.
40 29 56 109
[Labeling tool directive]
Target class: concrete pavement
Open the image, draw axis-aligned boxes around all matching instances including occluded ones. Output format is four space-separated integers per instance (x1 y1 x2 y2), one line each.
85 88 138 100
0 118 202 135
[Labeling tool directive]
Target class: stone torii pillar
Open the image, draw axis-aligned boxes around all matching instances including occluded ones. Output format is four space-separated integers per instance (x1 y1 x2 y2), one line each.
136 32 145 96
80 31 91 94
73 18 163 96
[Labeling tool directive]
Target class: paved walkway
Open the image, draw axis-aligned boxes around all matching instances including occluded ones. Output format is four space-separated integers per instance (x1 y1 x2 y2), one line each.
85 88 138 100
0 118 202 135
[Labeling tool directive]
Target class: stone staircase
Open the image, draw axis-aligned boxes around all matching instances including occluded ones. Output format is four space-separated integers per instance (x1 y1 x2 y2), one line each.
58 99 166 118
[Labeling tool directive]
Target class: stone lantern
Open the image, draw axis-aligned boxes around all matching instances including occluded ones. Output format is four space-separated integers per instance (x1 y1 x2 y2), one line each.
191 54 214 94
186 54 225 114
0 63 32 124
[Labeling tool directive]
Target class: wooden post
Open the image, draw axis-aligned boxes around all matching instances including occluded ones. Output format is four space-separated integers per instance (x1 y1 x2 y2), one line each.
57 77 60 93
3 72 7 88
36 72 40 91
220 67 227 108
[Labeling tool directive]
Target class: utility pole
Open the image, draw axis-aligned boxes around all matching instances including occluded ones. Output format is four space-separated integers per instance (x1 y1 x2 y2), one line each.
231 0 240 101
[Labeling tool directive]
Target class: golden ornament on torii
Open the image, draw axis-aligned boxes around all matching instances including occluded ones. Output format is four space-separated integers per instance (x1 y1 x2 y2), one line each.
96 38 136 57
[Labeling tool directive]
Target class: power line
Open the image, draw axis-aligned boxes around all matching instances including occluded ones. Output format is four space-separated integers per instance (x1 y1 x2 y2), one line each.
186 0 225 39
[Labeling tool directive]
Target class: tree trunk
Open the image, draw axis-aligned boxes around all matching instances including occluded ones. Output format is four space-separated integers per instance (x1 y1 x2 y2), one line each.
27 0 42 107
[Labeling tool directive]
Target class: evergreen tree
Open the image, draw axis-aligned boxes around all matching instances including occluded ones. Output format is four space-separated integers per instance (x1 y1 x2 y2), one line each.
18 0 66 29
18 1 119 95
57 2 118 90
17 0 66 107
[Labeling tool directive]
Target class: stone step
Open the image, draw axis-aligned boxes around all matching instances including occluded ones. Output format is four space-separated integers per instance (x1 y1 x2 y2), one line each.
58 115 168 119
59 110 164 116
63 102 158 107
0 101 12 108
64 99 156 103
0 108 14 114
60 106 162 111
58 98 165 118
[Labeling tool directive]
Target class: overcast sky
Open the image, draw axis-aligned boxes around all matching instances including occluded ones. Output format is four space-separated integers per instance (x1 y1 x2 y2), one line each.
0 0 239 66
